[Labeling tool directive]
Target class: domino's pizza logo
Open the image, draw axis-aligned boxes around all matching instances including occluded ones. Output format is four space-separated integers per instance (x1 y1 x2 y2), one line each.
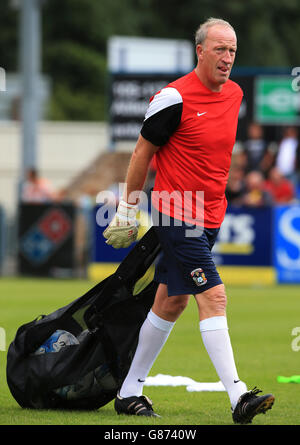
20 208 72 265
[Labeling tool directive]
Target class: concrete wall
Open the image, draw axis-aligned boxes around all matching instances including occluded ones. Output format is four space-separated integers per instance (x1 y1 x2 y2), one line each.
0 121 111 216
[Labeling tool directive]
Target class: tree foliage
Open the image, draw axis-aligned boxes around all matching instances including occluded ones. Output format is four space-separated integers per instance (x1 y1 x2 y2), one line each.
1 0 300 121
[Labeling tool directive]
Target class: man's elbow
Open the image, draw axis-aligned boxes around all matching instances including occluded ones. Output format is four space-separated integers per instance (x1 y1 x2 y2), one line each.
133 134 159 161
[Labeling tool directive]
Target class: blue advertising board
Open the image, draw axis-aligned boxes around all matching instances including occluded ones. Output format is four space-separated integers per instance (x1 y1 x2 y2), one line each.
92 204 273 266
90 203 300 285
212 206 273 266
273 205 300 283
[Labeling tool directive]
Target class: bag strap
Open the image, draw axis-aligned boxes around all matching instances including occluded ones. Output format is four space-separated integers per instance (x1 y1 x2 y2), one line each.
113 226 160 284
84 227 160 330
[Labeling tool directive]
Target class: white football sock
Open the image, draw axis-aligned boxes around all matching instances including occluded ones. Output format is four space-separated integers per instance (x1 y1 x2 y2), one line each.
199 316 247 410
119 310 175 398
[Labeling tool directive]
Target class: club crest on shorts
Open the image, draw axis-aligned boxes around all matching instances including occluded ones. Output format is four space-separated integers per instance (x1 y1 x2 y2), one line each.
191 268 207 286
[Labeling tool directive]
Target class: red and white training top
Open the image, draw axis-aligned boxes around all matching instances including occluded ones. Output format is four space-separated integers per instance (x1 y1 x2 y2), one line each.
141 69 243 228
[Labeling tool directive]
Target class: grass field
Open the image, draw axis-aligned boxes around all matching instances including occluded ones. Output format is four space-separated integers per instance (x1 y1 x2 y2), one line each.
1 277 300 427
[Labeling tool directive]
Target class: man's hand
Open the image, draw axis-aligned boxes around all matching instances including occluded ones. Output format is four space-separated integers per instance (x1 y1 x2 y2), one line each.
103 200 139 249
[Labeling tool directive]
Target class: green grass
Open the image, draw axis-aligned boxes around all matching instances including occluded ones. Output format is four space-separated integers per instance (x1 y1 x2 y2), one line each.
1 277 300 425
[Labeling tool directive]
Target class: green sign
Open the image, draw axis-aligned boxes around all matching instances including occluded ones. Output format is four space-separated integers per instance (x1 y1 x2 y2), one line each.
255 76 300 124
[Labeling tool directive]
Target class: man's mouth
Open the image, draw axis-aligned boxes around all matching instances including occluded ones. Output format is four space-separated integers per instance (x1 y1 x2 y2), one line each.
218 66 230 74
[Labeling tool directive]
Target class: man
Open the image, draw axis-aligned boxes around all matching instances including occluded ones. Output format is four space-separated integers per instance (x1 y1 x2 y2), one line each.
275 126 299 186
241 170 273 207
21 168 56 203
103 18 275 424
264 166 295 204
242 122 270 173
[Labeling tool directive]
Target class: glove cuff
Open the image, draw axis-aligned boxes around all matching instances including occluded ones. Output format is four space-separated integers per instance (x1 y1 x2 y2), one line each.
119 199 138 209
117 199 139 221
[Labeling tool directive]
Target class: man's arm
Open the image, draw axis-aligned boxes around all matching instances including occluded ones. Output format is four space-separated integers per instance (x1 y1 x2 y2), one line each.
103 86 182 248
123 134 159 204
103 135 158 249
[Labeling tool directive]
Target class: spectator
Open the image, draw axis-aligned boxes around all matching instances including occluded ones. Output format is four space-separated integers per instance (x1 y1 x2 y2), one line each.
241 170 273 207
230 141 248 171
21 168 56 203
275 126 299 186
225 165 246 205
264 167 295 204
243 122 273 173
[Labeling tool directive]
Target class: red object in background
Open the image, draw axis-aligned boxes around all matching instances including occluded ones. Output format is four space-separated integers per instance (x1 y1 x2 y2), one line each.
39 208 72 243
264 177 294 203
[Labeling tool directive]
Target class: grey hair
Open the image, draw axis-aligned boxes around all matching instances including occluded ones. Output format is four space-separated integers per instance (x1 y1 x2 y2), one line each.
195 18 236 46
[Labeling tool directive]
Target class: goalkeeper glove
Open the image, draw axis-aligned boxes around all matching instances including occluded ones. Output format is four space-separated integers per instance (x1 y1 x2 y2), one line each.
103 200 139 249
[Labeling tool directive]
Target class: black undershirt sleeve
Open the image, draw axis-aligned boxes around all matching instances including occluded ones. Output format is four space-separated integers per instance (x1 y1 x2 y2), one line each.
141 102 183 146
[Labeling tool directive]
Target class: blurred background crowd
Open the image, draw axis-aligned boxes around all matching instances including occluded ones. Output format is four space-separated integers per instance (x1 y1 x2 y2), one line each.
226 124 299 207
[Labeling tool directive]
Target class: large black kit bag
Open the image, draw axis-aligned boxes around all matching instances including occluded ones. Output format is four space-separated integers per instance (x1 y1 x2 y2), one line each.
6 227 160 410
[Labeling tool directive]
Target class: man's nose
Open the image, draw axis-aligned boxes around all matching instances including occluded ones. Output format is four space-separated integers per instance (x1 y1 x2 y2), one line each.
222 50 232 64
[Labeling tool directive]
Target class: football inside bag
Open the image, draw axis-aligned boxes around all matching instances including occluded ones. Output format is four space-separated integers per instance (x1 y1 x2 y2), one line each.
6 228 160 410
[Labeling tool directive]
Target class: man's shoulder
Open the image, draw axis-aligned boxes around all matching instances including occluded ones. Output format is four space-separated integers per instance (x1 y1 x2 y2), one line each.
145 86 183 121
148 74 191 106
168 70 195 92
225 78 244 97
150 86 182 104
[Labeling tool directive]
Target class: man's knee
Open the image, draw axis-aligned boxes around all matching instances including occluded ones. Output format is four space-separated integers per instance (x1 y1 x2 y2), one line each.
167 294 190 317
152 292 190 321
195 284 227 317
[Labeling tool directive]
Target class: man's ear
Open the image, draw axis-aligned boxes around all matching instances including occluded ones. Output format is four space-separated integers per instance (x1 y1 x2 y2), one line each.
196 44 204 61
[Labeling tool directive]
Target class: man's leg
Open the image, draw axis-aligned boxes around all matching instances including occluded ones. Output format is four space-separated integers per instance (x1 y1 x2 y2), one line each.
119 283 190 399
195 284 274 424
194 284 247 410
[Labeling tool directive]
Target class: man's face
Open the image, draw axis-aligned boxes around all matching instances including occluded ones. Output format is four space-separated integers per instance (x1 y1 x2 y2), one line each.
196 25 237 91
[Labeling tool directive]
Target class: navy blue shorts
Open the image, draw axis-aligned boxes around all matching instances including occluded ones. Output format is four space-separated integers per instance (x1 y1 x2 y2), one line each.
153 213 222 296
